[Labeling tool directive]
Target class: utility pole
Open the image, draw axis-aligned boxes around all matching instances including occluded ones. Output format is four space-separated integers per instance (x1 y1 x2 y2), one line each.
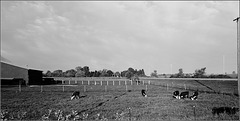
233 17 239 112
223 55 225 74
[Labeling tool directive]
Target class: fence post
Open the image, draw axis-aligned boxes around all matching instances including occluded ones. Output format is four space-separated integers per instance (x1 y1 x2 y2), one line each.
62 80 64 84
145 85 147 91
131 80 132 85
126 84 128 91
75 80 77 84
119 81 120 85
95 81 97 85
167 83 168 91
19 81 21 92
41 85 43 92
105 85 107 92
107 81 108 86
88 80 90 85
193 105 196 121
101 81 102 86
184 84 186 90
82 80 83 85
148 81 150 85
69 80 70 85
84 85 86 92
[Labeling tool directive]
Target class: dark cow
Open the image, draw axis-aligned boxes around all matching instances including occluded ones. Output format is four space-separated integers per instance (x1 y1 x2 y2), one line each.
180 91 189 99
71 91 80 100
141 89 147 97
212 107 239 116
173 90 180 99
189 91 198 100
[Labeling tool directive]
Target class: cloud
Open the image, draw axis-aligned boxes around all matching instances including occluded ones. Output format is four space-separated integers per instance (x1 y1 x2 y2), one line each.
1 1 238 74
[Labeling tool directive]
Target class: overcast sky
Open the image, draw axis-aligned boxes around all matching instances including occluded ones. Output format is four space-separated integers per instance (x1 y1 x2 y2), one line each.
1 1 239 75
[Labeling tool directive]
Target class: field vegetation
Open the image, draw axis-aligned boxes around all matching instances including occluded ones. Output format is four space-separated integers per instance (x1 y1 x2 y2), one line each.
1 77 239 120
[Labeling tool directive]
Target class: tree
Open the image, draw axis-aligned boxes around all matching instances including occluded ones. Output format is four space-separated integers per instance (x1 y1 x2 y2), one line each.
151 70 158 77
176 68 184 78
125 71 133 79
128 68 135 74
52 70 63 77
194 67 206 78
45 70 52 77
75 70 85 77
115 71 121 77
83 66 90 77
137 69 146 77
107 70 114 77
121 70 128 77
93 70 101 77
100 69 109 77
131 74 140 83
142 69 146 76
75 66 85 77
75 66 83 71
65 69 77 77
121 68 146 78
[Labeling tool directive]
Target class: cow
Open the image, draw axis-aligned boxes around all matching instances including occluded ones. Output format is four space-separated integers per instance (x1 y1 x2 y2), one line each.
173 90 180 99
141 89 147 97
189 91 198 100
180 91 189 99
212 107 239 116
71 91 80 100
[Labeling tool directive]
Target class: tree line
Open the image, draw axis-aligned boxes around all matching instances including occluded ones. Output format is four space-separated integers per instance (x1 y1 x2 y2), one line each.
43 66 236 79
150 67 237 78
43 66 146 78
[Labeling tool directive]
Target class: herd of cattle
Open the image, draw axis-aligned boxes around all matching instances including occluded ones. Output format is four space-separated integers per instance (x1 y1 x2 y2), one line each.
70 88 239 118
172 90 198 100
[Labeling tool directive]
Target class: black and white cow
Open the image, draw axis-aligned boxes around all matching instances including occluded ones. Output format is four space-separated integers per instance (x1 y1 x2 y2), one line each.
173 90 180 99
189 91 198 100
141 89 147 97
180 91 189 99
71 91 80 100
212 107 239 116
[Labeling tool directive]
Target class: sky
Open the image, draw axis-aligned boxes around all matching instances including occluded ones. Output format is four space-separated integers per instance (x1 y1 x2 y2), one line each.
1 1 239 75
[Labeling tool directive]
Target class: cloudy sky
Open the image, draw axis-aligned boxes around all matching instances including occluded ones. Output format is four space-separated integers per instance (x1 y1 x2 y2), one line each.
1 1 239 75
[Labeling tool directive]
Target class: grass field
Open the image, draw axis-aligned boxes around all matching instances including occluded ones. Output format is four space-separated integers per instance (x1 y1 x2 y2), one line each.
1 77 239 120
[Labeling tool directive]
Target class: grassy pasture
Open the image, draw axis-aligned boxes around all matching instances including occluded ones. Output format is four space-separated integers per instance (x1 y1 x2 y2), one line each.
56 77 238 96
1 78 239 120
143 78 238 95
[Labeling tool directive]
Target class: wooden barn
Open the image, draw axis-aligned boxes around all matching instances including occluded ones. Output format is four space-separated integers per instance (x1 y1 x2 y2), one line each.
1 61 43 85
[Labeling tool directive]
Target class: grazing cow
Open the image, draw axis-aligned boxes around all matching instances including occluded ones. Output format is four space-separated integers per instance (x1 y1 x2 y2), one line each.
180 91 189 99
141 89 147 97
189 91 198 100
173 90 180 99
226 107 239 115
71 91 80 100
212 107 239 116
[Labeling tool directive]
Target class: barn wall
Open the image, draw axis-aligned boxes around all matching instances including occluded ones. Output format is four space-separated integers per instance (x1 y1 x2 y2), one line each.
28 69 43 85
1 62 29 84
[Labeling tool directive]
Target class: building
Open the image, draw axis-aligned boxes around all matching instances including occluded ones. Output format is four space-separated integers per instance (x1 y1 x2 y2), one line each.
1 61 43 85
